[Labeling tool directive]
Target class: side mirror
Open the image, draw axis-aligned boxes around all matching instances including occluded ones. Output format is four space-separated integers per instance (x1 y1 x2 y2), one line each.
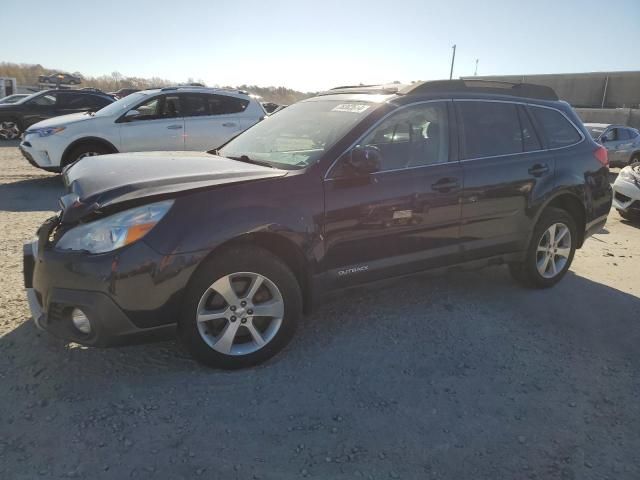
348 146 382 175
124 109 141 121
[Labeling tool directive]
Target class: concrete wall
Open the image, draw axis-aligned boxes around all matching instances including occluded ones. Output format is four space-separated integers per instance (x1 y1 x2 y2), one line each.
464 71 640 109
575 108 640 129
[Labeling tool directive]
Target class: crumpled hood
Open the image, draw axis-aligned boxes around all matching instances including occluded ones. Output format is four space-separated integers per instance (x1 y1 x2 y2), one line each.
61 151 287 222
27 112 93 130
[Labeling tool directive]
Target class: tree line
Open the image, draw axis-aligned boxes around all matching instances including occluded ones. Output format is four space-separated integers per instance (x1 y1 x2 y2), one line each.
0 62 314 105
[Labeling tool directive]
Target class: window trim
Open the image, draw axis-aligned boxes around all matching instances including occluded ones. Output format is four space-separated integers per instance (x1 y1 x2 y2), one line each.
454 99 585 163
324 99 454 180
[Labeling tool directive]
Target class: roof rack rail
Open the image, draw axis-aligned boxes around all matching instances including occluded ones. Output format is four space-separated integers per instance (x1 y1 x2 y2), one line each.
158 85 249 95
318 84 401 96
400 79 558 101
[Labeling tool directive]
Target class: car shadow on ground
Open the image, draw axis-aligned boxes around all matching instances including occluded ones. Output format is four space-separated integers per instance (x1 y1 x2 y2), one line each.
0 175 64 212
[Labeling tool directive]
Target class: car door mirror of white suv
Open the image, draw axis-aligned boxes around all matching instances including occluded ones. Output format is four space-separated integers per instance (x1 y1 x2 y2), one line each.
124 109 141 121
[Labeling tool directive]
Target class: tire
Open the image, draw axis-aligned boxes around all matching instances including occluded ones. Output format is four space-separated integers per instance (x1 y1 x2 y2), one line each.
630 155 640 166
0 119 21 140
509 207 577 289
179 246 302 369
64 142 113 168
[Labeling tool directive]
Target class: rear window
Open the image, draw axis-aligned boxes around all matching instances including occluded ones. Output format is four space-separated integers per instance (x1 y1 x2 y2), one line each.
457 101 524 159
529 106 582 148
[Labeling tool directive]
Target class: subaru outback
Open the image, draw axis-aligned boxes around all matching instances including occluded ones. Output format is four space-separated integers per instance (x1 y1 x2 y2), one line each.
24 80 613 369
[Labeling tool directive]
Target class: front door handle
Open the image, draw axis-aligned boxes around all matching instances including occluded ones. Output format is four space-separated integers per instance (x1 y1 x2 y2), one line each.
528 163 549 177
431 177 460 193
167 124 183 130
222 122 237 127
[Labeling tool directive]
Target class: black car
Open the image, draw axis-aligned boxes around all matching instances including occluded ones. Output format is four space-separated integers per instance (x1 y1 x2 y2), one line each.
38 73 82 86
0 90 115 140
24 80 612 369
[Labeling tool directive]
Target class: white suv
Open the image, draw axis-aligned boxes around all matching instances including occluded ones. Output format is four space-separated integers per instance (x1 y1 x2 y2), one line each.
19 87 265 172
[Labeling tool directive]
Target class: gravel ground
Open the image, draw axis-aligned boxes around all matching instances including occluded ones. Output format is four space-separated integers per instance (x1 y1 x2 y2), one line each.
1 140 639 479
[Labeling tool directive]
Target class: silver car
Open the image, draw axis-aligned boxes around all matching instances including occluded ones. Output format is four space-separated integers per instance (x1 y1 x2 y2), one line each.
585 123 640 167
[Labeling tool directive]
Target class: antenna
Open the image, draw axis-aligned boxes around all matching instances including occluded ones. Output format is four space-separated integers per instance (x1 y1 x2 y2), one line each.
474 59 479 76
449 45 457 80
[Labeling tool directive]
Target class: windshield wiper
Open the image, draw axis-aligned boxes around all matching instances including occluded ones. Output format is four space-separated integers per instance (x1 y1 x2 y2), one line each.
226 155 275 169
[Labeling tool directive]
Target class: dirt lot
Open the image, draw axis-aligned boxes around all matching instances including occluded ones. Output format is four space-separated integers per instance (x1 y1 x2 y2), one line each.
0 140 639 480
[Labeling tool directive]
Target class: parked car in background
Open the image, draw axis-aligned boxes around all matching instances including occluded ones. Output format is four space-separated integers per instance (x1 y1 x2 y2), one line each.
0 94 30 104
585 123 640 167
109 88 140 99
38 73 82 85
19 86 265 171
612 161 640 222
24 80 612 368
0 90 115 141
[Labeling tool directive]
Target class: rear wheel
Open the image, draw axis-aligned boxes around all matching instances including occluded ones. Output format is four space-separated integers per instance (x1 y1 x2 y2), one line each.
509 207 577 288
179 246 302 369
64 142 113 168
0 120 21 140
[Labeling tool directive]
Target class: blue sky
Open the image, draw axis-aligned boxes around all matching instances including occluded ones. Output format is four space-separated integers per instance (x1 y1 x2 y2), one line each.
3 0 639 91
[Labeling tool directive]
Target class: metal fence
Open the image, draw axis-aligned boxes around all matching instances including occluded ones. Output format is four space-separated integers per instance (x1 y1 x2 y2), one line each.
462 71 640 109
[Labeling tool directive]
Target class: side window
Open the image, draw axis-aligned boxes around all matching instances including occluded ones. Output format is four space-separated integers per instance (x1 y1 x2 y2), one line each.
88 95 112 109
206 94 249 115
529 106 582 148
29 93 57 106
601 128 617 142
131 97 162 121
517 106 542 152
130 95 181 121
182 94 209 117
629 129 639 139
58 93 97 109
360 102 449 171
457 101 522 158
617 128 631 141
160 95 181 117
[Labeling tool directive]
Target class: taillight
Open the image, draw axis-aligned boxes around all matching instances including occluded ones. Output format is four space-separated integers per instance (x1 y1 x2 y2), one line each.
593 145 608 167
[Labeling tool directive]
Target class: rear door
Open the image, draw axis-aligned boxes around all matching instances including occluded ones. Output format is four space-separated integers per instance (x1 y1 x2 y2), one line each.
322 100 463 285
22 92 58 127
457 100 552 260
119 94 185 151
183 93 252 151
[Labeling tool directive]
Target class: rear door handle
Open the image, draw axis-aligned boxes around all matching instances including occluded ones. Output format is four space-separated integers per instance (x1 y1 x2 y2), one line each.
431 177 460 192
528 164 549 177
167 124 183 130
222 122 237 127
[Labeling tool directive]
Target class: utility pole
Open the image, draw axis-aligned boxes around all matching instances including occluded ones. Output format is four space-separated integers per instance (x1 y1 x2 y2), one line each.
474 59 479 76
449 45 457 80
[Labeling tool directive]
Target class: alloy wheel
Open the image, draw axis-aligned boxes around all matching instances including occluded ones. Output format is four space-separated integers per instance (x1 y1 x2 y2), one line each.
0 122 20 140
536 222 572 279
196 272 285 356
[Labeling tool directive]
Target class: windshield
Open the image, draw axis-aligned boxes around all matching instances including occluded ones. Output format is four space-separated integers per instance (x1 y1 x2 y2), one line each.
586 126 606 139
218 99 379 169
93 91 151 117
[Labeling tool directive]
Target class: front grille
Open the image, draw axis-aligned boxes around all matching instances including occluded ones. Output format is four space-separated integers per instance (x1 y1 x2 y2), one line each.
615 191 631 203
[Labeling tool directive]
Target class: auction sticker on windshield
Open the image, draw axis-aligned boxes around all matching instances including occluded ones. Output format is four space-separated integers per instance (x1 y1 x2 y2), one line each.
331 104 371 113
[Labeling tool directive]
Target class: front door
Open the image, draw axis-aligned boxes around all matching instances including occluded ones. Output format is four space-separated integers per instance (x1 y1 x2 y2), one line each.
119 94 185 152
22 92 58 128
322 101 463 287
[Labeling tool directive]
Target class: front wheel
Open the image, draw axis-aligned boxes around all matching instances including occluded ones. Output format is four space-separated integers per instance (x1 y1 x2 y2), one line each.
179 246 302 369
64 142 113 168
509 207 577 288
